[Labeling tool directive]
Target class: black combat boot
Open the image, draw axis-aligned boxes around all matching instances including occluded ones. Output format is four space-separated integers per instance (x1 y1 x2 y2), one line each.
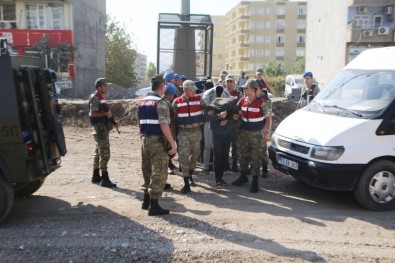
232 171 249 186
181 176 191 194
148 198 170 216
100 171 117 188
142 192 150 210
232 159 239 172
261 163 269 178
250 175 259 193
189 170 196 186
91 169 101 184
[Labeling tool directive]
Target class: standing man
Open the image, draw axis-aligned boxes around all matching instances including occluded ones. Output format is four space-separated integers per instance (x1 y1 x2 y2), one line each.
138 75 177 216
255 68 275 97
89 78 120 188
237 71 247 88
256 82 273 178
163 84 178 176
299 71 320 107
225 75 242 172
232 79 272 193
173 80 206 194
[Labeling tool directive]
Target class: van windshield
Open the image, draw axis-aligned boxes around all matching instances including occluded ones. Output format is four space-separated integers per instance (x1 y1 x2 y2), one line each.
311 69 395 118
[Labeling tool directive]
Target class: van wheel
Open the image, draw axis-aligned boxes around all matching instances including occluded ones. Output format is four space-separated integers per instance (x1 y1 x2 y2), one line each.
354 160 395 211
0 176 14 223
14 178 45 197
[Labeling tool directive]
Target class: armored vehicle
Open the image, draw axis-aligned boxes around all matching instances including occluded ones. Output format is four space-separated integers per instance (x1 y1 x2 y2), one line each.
0 39 67 222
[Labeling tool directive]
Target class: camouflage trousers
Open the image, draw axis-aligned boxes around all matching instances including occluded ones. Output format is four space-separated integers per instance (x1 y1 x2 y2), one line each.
177 128 202 177
239 129 263 176
92 124 110 172
141 135 169 199
262 141 269 166
230 125 240 161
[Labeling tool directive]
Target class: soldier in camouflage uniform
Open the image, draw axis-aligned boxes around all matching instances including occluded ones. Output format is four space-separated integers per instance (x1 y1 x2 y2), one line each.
138 75 177 216
172 81 227 193
173 80 206 194
89 78 120 188
232 79 272 193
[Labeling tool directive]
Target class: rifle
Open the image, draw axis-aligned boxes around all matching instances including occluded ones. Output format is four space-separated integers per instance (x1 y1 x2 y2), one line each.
110 117 120 134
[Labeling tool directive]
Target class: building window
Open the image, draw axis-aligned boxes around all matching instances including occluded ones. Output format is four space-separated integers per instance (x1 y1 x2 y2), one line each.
298 8 306 16
26 4 64 30
266 22 271 29
0 4 16 29
297 35 305 44
257 8 265 15
256 22 264 29
266 8 271 15
352 15 369 29
256 36 264 43
277 21 285 29
276 35 284 44
296 49 305 57
249 7 255 15
256 49 264 57
265 36 271 43
0 4 16 21
297 21 305 30
249 21 255 29
277 7 285 16
218 54 222 60
249 35 255 43
276 49 284 57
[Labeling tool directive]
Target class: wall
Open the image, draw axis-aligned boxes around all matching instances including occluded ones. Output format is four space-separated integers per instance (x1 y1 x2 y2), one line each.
305 0 348 88
69 0 106 98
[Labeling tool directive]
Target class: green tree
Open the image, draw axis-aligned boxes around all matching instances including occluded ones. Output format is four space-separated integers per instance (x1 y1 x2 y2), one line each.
105 16 138 88
146 62 157 80
290 57 305 74
264 59 286 77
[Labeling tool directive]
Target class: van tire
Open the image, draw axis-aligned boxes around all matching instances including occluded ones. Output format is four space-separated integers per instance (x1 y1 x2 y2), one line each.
354 160 395 211
0 176 14 223
14 178 45 197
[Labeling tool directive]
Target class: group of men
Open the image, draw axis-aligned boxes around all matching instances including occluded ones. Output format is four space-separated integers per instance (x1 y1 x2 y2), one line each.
88 69 319 217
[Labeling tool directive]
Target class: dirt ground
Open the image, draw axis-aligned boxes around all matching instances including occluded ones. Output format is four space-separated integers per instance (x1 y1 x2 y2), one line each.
0 100 394 262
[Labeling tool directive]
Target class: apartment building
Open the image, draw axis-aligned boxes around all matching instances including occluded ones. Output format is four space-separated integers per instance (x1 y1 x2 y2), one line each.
0 0 106 97
212 0 307 80
134 51 147 80
306 0 395 87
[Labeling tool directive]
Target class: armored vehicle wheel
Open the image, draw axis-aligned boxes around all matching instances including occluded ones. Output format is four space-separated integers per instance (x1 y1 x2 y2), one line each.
354 160 395 211
14 178 46 197
0 176 14 223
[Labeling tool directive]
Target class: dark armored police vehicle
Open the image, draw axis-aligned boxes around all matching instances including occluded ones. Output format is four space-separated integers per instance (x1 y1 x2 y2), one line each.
0 39 67 222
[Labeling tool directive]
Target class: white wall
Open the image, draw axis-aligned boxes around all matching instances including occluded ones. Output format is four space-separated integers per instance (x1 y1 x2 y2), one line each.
306 0 349 88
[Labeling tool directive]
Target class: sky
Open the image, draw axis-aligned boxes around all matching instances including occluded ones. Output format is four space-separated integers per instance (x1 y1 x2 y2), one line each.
106 0 306 65
106 0 253 64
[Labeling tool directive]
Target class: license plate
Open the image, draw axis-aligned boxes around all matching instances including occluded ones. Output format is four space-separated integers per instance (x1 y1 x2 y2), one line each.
277 156 298 170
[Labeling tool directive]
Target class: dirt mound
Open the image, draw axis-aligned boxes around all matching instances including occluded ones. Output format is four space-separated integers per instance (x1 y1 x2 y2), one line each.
59 98 296 130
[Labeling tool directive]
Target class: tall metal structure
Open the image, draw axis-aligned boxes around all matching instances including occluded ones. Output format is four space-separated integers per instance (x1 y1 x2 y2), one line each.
157 0 213 80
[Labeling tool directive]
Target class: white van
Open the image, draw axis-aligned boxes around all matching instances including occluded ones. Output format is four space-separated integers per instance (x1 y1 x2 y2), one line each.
269 47 395 211
284 74 305 101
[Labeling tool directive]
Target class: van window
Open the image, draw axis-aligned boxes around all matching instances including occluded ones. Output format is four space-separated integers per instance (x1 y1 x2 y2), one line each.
312 69 395 117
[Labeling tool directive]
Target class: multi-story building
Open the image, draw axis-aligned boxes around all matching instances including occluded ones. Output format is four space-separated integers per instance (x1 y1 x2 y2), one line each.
306 0 395 87
211 16 227 79
0 0 106 98
134 51 147 80
212 0 307 80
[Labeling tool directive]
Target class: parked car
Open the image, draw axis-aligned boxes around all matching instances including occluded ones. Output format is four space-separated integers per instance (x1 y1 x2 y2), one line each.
135 87 151 97
269 47 395 211
284 74 305 101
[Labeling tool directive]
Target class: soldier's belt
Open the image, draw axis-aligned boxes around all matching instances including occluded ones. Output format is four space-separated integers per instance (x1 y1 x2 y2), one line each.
178 124 201 129
141 134 163 141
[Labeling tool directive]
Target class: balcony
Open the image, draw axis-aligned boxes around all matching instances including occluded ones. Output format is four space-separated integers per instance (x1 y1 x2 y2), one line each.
297 42 305 47
276 42 285 47
276 28 285 33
